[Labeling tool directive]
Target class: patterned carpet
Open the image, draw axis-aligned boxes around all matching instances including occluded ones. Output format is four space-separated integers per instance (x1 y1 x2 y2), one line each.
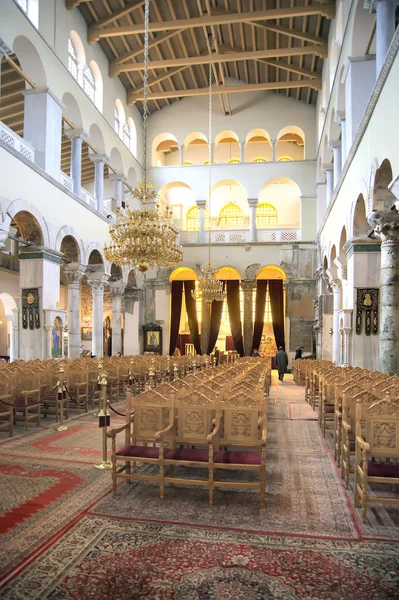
2 517 398 600
1 373 398 598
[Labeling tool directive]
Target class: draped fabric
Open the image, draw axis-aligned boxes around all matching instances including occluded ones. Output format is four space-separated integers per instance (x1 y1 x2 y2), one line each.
169 281 183 355
252 279 268 353
226 280 245 357
225 336 236 351
207 281 226 354
183 280 201 355
269 279 285 350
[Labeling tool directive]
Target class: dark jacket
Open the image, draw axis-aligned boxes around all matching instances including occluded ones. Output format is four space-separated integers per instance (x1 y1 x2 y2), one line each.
275 350 288 373
295 348 303 360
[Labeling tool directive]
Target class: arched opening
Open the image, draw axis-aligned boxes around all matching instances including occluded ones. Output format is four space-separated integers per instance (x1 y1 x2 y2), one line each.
61 94 84 183
352 193 369 237
89 60 103 111
0 293 18 361
110 147 124 174
60 235 80 263
210 180 248 223
244 129 272 163
152 133 179 166
169 267 199 356
373 159 396 210
114 99 126 140
255 265 287 357
68 32 86 86
0 53 26 138
12 210 43 246
258 178 301 229
127 117 137 156
88 249 104 266
183 132 209 165
214 130 240 164
158 182 195 229
13 35 47 88
276 126 305 160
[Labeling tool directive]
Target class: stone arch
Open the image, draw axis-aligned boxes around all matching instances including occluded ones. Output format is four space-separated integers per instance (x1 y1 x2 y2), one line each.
338 225 347 255
110 263 123 280
183 131 208 148
276 126 305 160
351 193 370 238
62 92 83 129
110 147 124 174
211 180 248 219
256 265 286 280
158 182 195 228
13 35 47 88
69 31 86 69
170 267 198 281
0 292 18 319
245 129 272 163
56 226 84 261
214 130 240 164
329 244 337 268
85 242 106 268
127 166 138 188
215 266 241 280
183 132 209 165
372 158 396 210
88 123 105 154
6 200 50 247
127 117 137 156
258 177 301 228
60 235 81 263
89 60 103 111
152 132 178 166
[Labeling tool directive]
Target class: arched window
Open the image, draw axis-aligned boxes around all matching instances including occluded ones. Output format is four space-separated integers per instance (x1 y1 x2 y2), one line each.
68 38 78 81
253 157 267 163
219 203 244 226
83 65 95 102
114 105 121 136
186 205 210 231
278 156 292 162
256 203 277 226
203 160 218 164
15 0 39 27
123 123 130 147
228 158 241 164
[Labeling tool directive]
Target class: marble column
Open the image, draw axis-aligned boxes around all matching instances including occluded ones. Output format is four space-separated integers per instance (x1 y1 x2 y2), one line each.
22 88 63 181
65 128 88 197
109 172 126 210
323 164 334 206
329 139 342 188
342 327 351 367
365 0 398 77
270 139 277 161
335 111 347 166
89 154 109 213
179 144 184 166
241 280 256 356
368 209 399 374
196 199 207 243
327 268 342 365
87 273 109 359
248 198 258 243
63 263 85 359
240 140 245 163
109 281 126 355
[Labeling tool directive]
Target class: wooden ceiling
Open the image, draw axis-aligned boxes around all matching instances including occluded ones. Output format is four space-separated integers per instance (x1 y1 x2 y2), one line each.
69 0 334 115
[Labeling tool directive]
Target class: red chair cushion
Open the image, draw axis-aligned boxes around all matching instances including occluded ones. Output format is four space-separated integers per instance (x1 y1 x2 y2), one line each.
350 441 356 452
214 450 261 465
164 448 209 462
325 406 335 413
366 462 399 478
116 445 159 458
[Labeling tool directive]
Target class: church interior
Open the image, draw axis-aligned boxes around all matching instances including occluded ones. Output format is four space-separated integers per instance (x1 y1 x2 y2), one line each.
0 0 399 597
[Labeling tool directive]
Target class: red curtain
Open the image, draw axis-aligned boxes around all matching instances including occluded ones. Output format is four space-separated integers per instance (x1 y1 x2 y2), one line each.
169 281 183 355
183 280 202 355
252 279 268 353
225 336 235 351
226 280 244 357
269 279 285 349
207 282 226 354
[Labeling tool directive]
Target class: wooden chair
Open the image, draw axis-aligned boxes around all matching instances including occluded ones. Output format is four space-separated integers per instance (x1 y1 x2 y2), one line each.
67 367 89 413
212 394 267 507
354 397 399 521
334 382 358 466
14 372 41 429
108 391 174 496
0 378 14 437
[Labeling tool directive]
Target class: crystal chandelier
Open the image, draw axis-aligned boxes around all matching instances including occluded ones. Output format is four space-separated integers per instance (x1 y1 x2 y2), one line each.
192 36 226 304
104 0 182 273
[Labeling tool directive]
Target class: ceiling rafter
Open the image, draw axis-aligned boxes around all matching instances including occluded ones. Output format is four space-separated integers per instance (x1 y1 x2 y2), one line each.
88 4 335 41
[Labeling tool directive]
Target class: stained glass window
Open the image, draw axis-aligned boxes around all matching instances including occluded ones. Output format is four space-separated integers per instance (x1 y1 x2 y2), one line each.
83 66 95 101
219 203 244 227
256 203 277 226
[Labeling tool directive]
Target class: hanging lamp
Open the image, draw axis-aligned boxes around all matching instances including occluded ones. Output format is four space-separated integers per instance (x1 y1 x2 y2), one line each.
104 0 183 273
192 36 226 304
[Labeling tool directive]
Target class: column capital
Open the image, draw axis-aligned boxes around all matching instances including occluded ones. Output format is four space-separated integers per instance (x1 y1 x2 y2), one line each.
326 267 341 288
270 138 277 144
241 280 257 293
363 0 398 12
22 87 64 109
108 280 126 298
109 171 126 183
89 153 109 165
64 128 88 141
335 110 346 125
87 272 109 292
333 256 348 282
322 162 333 172
247 198 258 208
328 138 341 151
368 209 399 243
196 199 207 209
63 262 86 285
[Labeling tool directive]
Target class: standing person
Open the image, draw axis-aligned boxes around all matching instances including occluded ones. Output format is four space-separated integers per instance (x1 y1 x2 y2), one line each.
295 346 304 360
275 346 288 381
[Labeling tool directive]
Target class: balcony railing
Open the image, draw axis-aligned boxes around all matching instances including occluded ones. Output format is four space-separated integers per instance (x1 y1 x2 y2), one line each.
60 171 74 192
0 121 35 163
0 252 19 272
80 187 98 211
179 228 300 245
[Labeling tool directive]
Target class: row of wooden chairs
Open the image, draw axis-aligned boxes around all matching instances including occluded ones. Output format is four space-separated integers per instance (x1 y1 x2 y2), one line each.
295 359 399 521
108 359 269 505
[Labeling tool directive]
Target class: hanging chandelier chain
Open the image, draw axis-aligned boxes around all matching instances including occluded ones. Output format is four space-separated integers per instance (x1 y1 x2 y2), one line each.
207 34 212 266
142 0 150 193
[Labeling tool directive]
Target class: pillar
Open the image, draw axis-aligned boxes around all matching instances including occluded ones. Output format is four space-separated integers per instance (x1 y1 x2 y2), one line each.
22 88 63 181
241 280 256 356
327 268 342 365
109 281 126 355
368 209 399 374
248 198 258 243
109 172 126 210
63 263 85 359
329 139 342 188
271 139 277 161
240 140 245 163
88 273 109 359
179 144 184 166
323 164 334 206
196 199 207 243
365 0 398 77
65 128 88 197
342 328 351 367
335 111 347 165
89 154 109 213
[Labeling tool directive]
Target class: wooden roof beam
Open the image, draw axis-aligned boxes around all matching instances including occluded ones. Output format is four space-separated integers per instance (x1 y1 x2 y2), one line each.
88 4 335 41
89 1 145 31
119 45 327 72
130 78 321 102
252 22 326 45
66 0 95 8
255 58 319 79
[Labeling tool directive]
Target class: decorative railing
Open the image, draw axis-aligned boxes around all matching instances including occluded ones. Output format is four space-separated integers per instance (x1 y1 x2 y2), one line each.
0 252 19 272
80 187 98 211
179 228 300 244
60 171 74 192
0 121 35 163
257 229 300 242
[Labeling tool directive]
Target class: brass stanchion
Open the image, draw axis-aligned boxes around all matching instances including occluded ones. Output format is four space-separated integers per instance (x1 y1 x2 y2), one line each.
173 363 179 381
56 365 68 432
94 371 112 470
